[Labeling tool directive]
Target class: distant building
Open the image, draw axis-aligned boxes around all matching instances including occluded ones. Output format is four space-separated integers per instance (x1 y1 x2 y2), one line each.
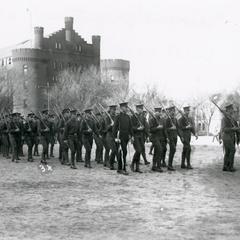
0 17 100 114
101 59 130 91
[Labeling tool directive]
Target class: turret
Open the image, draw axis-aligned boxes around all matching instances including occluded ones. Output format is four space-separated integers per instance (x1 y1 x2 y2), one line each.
65 17 73 42
34 27 44 49
92 35 101 57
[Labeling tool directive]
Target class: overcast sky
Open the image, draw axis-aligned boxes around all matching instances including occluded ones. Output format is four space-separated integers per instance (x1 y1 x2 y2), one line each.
1 0 240 101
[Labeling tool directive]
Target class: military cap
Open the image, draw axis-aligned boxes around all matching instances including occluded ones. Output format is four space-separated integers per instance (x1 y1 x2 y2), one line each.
167 106 175 111
95 112 101 116
62 108 70 114
109 104 117 109
27 113 35 117
119 102 128 107
225 103 233 110
154 107 162 112
70 109 77 114
11 112 18 117
135 103 144 109
42 109 49 114
84 108 92 113
183 105 190 111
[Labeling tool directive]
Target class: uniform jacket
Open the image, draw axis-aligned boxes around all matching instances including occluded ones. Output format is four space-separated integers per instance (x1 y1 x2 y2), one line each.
148 115 166 141
113 112 133 141
178 115 195 143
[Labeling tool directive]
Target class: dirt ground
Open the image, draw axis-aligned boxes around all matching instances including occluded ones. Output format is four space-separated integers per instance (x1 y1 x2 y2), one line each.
1 137 240 240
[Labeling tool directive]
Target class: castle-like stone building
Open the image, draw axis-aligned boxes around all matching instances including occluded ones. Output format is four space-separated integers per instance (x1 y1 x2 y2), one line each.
0 17 100 114
101 59 130 91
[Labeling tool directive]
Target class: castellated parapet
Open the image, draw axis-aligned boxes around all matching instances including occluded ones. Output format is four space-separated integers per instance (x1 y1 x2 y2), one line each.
101 59 130 90
34 27 44 49
0 17 101 114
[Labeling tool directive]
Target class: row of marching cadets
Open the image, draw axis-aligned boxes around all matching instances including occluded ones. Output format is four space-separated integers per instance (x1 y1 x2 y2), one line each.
0 102 198 174
56 101 198 174
0 110 56 163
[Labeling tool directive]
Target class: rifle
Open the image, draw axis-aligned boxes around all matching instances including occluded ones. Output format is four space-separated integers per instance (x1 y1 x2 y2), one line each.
38 111 49 129
54 105 66 122
52 107 61 120
143 105 162 126
158 101 176 127
173 104 191 125
210 100 237 127
97 103 114 125
127 106 144 128
91 111 101 125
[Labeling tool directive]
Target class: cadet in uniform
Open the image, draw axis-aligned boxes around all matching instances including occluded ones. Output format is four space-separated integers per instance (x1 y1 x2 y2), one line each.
33 114 40 156
102 105 117 169
149 107 165 172
221 104 239 172
178 106 198 169
76 112 84 163
165 106 182 171
37 109 51 164
63 109 80 169
113 102 133 174
130 104 148 173
16 113 24 158
8 113 20 163
81 108 98 168
93 112 104 164
24 113 37 162
1 114 10 159
49 113 57 158
140 110 150 165
58 108 70 165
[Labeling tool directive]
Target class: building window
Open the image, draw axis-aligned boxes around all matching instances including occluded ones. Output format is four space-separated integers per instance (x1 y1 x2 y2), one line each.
55 42 62 49
8 57 12 65
76 45 82 52
2 58 7 66
23 65 28 75
1 59 3 66
53 61 57 69
110 75 114 82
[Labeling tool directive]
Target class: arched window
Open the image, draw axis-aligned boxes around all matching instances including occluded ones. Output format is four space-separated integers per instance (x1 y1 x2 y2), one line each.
110 75 114 82
8 57 12 65
76 45 82 52
55 42 62 49
23 65 28 75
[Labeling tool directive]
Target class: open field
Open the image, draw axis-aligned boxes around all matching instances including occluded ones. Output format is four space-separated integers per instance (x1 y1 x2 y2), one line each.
1 137 240 240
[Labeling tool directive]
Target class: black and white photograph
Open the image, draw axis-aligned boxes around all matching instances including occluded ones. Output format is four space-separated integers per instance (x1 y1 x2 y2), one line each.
0 0 240 239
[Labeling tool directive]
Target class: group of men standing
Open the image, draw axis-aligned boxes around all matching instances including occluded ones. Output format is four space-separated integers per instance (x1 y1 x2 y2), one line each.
0 102 199 174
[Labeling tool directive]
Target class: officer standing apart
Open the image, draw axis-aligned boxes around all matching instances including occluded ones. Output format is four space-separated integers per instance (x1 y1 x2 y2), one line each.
221 103 240 172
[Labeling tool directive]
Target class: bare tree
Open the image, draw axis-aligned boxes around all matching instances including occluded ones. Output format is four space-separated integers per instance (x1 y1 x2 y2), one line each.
49 65 113 111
